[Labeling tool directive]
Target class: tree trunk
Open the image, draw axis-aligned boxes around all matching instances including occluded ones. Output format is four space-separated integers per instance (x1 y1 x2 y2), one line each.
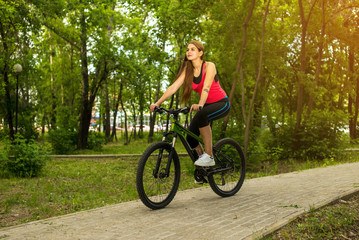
139 93 144 138
41 115 46 135
295 6 307 138
49 43 57 130
119 81 129 145
252 91 263 131
131 101 137 141
307 0 325 116
0 21 15 140
105 4 115 141
348 46 356 139
148 76 161 143
3 64 14 140
103 68 111 141
111 81 121 141
294 0 318 148
354 68 359 139
77 9 91 149
221 0 256 137
77 7 107 149
242 0 270 158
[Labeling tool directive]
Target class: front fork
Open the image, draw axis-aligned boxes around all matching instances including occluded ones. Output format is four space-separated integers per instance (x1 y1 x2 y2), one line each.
153 132 177 178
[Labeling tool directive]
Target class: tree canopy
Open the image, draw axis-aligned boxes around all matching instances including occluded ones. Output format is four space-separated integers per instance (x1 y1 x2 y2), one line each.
1 0 359 161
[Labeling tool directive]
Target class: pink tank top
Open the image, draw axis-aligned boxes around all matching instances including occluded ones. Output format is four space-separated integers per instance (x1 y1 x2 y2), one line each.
192 62 227 103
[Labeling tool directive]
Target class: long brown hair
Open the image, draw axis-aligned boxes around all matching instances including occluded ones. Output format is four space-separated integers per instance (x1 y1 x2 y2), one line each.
177 40 204 103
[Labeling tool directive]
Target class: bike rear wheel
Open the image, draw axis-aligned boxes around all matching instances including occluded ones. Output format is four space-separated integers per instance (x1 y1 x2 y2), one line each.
136 142 180 210
208 138 246 197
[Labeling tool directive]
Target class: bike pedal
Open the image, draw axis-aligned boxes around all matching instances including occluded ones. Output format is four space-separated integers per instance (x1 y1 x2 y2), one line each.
194 179 204 184
196 166 211 170
194 176 208 184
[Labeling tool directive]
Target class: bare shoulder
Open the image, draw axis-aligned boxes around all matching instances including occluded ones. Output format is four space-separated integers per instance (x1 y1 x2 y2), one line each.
205 61 217 72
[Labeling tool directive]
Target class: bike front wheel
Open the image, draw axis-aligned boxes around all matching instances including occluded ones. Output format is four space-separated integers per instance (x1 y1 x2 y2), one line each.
136 142 180 210
208 138 246 197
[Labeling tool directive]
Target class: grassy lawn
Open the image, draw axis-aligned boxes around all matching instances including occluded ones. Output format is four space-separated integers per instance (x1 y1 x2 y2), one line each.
0 154 199 228
1 139 359 232
261 192 359 240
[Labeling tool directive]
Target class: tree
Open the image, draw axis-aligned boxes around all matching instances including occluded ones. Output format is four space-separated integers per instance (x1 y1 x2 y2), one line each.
218 0 256 138
0 0 41 140
287 0 318 150
240 0 271 158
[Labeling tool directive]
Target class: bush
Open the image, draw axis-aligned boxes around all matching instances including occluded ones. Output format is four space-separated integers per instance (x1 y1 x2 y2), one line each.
17 107 39 141
260 122 295 161
48 128 78 154
0 136 49 178
87 131 105 150
261 110 346 161
0 129 8 141
298 110 346 160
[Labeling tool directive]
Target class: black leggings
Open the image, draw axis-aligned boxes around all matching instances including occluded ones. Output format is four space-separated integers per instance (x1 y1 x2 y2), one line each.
187 98 231 148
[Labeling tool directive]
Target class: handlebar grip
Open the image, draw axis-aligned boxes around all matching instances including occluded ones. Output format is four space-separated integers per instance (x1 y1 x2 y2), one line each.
181 107 190 114
154 106 164 114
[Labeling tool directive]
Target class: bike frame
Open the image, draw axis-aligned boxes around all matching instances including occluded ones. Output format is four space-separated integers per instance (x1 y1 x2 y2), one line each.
154 108 233 179
168 113 203 162
154 111 202 178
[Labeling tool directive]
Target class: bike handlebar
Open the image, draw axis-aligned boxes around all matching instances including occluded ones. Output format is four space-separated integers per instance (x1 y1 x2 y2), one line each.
154 106 191 115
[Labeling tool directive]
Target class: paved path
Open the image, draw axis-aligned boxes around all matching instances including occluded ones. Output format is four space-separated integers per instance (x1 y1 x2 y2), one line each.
1 162 359 240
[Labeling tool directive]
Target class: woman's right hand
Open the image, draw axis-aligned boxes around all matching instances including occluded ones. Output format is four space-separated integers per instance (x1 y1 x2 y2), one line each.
149 103 159 112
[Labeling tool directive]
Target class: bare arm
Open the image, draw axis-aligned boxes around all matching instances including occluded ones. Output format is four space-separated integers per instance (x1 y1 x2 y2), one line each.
199 62 216 105
150 70 185 112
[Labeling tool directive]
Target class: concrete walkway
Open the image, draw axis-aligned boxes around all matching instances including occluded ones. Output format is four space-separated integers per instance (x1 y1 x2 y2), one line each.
1 162 359 240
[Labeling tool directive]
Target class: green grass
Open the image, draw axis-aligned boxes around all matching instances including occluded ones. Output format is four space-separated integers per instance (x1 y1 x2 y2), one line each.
0 155 199 228
261 193 359 240
1 137 359 230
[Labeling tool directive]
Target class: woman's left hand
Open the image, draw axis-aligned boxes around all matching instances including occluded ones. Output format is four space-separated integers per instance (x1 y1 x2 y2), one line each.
190 104 203 112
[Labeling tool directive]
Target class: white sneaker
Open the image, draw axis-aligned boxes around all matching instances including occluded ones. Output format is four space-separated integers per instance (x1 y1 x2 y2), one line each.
194 153 215 167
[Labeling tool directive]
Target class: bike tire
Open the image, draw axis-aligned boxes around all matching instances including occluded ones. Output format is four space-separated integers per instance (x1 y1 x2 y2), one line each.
208 138 246 197
136 141 180 210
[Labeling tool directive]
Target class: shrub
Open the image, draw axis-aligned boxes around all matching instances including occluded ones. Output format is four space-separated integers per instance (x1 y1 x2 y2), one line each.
48 128 77 154
0 136 49 178
297 110 346 160
17 108 39 141
259 117 295 161
0 129 8 140
261 110 346 161
87 131 105 150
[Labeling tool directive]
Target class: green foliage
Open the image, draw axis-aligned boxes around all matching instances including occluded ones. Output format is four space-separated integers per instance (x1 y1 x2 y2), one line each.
47 129 78 154
1 0 358 158
261 110 346 161
247 142 267 170
0 136 49 178
17 104 39 141
47 129 105 154
0 130 8 141
297 110 346 160
260 121 295 161
87 131 105 151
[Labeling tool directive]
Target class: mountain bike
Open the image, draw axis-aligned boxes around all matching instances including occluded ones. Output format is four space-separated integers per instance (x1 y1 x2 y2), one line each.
136 106 246 210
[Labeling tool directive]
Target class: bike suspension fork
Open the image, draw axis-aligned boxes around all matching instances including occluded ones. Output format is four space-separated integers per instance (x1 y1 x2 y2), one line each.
153 133 177 178
164 133 177 177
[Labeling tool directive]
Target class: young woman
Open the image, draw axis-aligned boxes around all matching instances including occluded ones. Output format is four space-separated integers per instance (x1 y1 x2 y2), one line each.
150 40 230 167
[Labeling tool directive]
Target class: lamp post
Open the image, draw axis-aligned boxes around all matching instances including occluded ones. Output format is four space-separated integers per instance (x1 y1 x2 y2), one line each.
14 64 22 134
